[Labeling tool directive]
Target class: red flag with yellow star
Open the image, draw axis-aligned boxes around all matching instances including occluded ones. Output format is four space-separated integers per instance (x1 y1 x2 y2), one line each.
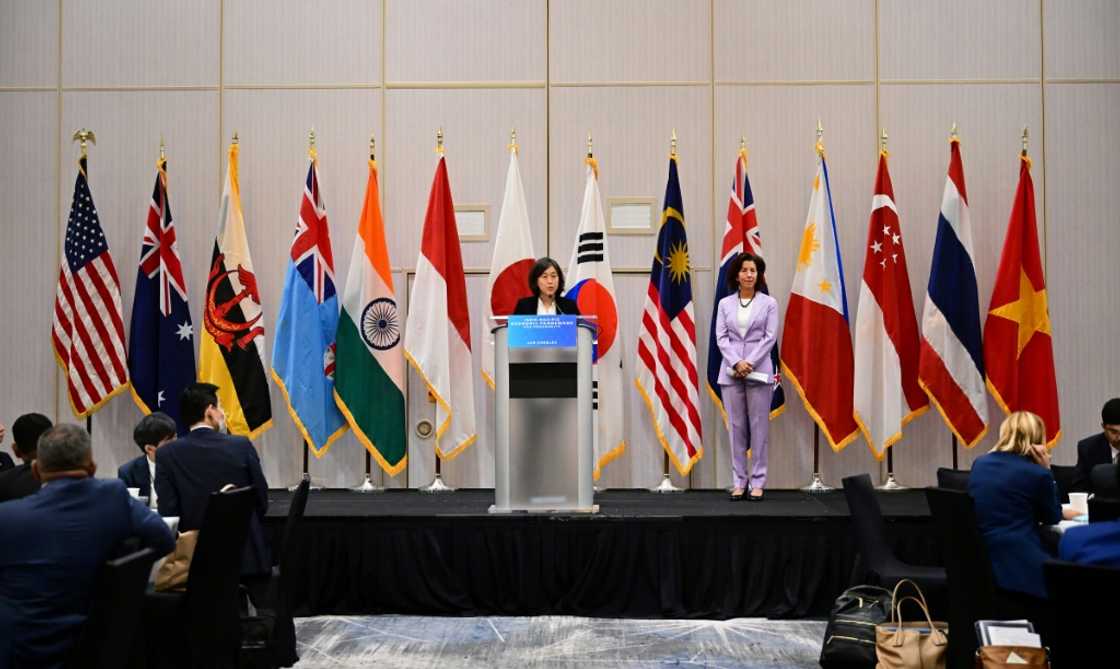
983 151 1060 447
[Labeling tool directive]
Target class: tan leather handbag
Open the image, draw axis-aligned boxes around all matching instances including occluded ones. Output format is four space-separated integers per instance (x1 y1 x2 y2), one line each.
153 530 198 592
875 579 949 669
974 646 1049 668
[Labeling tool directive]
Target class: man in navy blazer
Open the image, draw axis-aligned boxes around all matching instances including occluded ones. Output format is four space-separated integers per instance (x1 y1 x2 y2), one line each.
0 413 53 503
0 423 175 667
1071 398 1120 493
155 382 271 576
118 411 177 505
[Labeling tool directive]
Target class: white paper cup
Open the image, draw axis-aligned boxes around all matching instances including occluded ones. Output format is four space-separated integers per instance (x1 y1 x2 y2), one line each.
1069 492 1089 515
127 487 141 498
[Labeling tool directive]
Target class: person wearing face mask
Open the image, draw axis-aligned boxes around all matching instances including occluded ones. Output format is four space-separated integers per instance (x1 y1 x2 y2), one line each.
513 257 580 316
154 382 271 576
715 252 778 502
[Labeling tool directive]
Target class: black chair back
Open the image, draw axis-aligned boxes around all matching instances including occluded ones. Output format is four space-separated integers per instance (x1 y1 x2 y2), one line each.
64 547 158 669
841 474 895 580
1089 463 1120 497
273 477 310 666
187 486 256 666
1051 464 1077 502
1088 496 1120 522
1044 559 1120 668
935 467 970 491
925 488 999 669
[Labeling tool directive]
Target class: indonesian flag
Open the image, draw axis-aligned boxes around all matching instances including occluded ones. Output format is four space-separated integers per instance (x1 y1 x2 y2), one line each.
404 155 477 459
918 138 988 447
983 151 1060 446
853 152 929 459
780 145 859 451
566 157 625 481
482 147 535 388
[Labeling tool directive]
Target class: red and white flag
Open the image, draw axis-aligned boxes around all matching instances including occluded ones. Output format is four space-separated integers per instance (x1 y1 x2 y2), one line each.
404 155 477 459
52 157 129 416
482 145 535 388
853 151 929 459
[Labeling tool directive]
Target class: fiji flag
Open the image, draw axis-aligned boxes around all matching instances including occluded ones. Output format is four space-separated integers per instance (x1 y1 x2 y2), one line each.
635 150 703 476
128 157 196 430
272 154 347 456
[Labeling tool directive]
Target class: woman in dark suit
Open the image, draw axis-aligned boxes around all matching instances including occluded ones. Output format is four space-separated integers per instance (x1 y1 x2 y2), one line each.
513 257 580 315
969 411 1076 599
715 252 778 501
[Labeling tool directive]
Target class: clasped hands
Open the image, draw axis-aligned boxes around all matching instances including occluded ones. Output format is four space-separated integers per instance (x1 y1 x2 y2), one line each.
732 360 753 379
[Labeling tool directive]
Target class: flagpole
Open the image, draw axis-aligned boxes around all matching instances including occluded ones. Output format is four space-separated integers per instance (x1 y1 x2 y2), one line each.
801 424 834 493
289 441 321 491
74 129 97 438
951 434 959 470
877 447 906 491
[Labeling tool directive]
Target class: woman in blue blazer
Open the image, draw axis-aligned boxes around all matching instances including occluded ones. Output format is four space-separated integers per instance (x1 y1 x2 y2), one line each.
715 253 778 501
969 411 1068 599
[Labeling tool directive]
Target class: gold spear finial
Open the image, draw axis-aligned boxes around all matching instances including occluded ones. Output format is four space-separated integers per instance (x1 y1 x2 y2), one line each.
738 135 748 167
880 127 889 155
436 127 445 155
509 128 518 155
369 132 376 161
586 131 593 158
1021 125 1030 155
950 122 960 142
670 129 678 159
232 132 239 146
815 119 825 155
71 129 96 158
308 127 318 161
159 135 166 162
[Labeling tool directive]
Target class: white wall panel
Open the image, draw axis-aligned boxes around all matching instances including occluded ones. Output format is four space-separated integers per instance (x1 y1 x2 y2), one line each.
714 0 874 82
387 0 545 83
384 88 547 270
549 0 710 83
224 0 380 86
0 1 57 87
1044 0 1120 80
549 86 712 270
222 88 380 487
56 90 219 475
62 0 218 87
1044 84 1120 459
879 0 1040 81
0 93 58 438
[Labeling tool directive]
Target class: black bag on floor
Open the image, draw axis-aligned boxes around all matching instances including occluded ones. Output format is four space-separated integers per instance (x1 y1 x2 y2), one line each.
819 585 893 668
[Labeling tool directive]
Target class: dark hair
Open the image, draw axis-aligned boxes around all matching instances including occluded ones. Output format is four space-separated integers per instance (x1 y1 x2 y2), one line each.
1103 398 1120 425
133 411 177 452
36 424 91 473
179 383 220 427
11 413 52 458
528 257 565 298
725 252 768 293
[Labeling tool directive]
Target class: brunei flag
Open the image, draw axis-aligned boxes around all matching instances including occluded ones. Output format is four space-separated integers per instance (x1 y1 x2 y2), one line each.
983 146 1060 446
334 152 407 475
198 139 272 439
404 153 477 459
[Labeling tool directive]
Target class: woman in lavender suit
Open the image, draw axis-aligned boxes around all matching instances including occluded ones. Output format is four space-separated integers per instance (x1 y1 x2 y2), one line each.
715 252 778 501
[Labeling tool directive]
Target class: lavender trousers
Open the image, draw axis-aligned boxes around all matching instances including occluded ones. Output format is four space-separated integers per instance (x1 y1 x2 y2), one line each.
722 379 773 491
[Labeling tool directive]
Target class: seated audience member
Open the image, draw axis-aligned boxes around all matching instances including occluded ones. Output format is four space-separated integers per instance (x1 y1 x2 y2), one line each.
0 413 53 503
1071 397 1120 493
0 422 14 472
969 411 1074 600
155 382 270 576
118 411 177 508
1060 466 1120 567
0 423 175 667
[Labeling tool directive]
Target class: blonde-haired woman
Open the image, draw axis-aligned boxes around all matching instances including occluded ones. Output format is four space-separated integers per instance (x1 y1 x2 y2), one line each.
968 411 1073 600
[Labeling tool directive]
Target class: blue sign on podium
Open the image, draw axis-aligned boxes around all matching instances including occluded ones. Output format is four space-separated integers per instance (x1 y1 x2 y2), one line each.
507 315 578 349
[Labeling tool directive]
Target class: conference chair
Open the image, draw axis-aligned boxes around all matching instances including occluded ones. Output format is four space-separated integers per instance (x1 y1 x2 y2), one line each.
1088 496 1120 523
1044 559 1120 668
1051 464 1078 503
64 547 159 669
1089 463 1120 498
841 474 947 595
935 467 970 492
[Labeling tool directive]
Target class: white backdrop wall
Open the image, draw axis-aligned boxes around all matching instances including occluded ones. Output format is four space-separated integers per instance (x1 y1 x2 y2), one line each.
1 0 1117 491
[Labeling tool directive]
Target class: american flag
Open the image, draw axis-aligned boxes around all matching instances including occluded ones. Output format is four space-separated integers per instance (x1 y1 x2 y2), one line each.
53 158 129 416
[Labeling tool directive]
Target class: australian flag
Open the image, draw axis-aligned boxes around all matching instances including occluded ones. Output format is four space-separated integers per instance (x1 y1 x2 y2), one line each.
127 159 196 430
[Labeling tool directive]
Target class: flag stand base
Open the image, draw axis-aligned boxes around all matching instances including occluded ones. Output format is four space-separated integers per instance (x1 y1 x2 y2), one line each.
419 472 455 494
876 473 907 492
800 472 834 494
650 473 684 494
351 474 384 493
288 471 322 492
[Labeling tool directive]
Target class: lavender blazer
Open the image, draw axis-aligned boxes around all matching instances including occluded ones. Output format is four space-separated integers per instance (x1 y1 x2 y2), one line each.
715 292 778 386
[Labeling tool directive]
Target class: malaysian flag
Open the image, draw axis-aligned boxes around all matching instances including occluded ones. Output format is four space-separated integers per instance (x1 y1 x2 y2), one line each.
635 153 703 476
53 157 129 416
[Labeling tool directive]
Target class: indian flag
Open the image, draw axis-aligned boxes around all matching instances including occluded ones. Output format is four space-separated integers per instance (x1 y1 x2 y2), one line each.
333 157 406 475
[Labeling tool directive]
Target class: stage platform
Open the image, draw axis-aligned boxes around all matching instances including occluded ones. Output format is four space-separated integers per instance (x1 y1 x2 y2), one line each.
265 488 940 620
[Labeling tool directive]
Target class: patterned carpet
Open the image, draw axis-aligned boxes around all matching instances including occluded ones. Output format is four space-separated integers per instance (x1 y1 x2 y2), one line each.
294 615 827 668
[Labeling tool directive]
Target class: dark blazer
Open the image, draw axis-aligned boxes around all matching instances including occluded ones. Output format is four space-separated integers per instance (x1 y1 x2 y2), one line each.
155 427 271 575
0 477 174 667
512 295 580 316
0 463 40 503
1072 432 1114 493
117 455 152 498
969 451 1062 599
1059 519 1120 568
0 452 13 473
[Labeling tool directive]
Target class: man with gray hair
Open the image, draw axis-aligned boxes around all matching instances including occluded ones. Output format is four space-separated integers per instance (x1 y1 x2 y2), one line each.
0 423 175 667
